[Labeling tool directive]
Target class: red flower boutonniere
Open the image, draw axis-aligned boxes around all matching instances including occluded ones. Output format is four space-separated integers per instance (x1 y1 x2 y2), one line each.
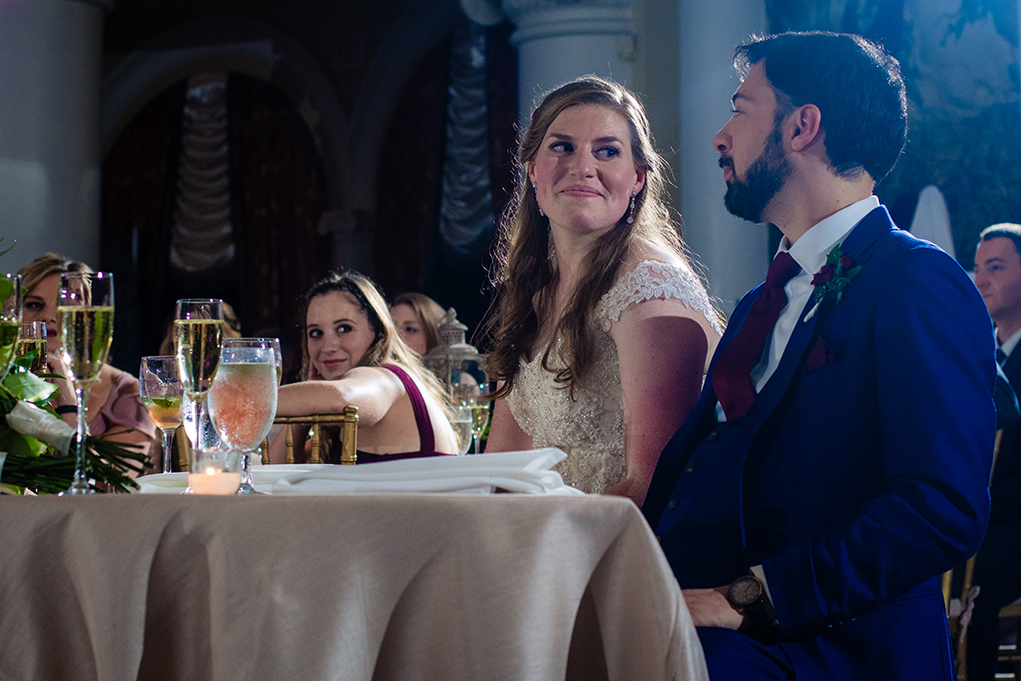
804 245 863 322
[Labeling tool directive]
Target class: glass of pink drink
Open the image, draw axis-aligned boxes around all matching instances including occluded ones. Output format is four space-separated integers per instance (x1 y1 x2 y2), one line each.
207 338 278 494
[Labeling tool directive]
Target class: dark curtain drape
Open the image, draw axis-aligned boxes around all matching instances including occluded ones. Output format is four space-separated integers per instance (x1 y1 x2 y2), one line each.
374 37 452 301
374 21 518 340
227 73 329 381
100 83 185 370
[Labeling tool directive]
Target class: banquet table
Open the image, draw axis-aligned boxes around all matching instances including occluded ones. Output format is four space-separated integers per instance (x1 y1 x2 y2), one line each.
0 493 707 681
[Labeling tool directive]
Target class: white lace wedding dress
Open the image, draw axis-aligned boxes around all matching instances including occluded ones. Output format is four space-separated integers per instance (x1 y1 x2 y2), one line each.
505 260 721 494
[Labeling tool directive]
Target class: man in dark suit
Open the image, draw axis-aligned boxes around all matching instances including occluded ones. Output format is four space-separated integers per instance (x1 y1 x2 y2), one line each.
643 32 997 680
970 223 1021 681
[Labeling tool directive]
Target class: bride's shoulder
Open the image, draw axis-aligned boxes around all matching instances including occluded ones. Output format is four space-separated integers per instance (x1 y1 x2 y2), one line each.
600 242 720 333
615 241 695 288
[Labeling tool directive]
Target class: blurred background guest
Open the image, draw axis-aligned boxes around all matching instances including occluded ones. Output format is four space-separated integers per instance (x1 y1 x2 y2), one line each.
483 76 722 505
18 253 159 461
391 292 446 356
970 223 1021 681
271 270 461 463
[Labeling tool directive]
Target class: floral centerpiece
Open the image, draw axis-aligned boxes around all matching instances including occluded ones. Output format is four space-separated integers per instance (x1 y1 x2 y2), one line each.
0 269 149 494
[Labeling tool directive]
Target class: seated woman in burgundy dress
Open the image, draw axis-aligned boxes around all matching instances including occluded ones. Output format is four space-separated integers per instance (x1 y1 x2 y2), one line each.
270 270 461 462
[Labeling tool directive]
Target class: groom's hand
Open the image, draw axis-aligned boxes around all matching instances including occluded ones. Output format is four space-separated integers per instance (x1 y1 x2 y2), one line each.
681 585 745 630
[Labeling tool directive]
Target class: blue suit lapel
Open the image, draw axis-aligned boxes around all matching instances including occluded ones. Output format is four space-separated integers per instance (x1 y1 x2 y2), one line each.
748 207 895 430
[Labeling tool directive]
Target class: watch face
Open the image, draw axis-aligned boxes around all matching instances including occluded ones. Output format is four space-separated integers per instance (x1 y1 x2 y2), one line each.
730 576 763 607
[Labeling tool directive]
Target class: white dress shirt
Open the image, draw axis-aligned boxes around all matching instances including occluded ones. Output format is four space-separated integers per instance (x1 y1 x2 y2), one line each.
1000 326 1021 359
716 196 880 422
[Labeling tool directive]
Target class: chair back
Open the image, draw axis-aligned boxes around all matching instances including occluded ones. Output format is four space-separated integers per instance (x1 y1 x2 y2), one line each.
259 406 359 465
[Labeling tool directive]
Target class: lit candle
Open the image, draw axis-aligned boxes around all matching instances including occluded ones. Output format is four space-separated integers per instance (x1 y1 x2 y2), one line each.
188 467 241 495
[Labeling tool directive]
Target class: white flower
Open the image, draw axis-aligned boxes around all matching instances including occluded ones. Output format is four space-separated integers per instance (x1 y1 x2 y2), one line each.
6 400 75 454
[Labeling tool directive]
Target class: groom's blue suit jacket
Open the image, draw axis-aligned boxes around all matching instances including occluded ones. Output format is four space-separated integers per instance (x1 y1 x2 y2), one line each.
643 207 997 680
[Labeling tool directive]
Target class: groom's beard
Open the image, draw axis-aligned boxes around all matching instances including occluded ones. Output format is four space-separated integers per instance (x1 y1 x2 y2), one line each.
722 123 791 223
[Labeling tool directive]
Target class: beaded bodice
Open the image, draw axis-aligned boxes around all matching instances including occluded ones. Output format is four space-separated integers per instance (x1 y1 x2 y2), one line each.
506 261 721 493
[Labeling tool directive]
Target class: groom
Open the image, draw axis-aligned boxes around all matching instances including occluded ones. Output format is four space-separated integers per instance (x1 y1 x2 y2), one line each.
643 32 997 680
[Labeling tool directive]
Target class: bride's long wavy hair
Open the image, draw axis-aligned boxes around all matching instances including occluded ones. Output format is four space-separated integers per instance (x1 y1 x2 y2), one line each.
485 76 703 399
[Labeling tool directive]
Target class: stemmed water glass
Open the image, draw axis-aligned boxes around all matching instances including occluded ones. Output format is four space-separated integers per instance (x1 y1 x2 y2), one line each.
139 356 184 474
58 272 114 495
174 299 224 451
207 338 279 495
0 274 23 378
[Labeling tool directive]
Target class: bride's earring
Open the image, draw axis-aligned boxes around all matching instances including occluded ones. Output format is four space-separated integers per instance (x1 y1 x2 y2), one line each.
533 183 544 217
626 190 637 224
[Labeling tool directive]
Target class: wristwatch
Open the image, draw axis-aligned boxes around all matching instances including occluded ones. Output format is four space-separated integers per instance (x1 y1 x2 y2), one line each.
726 574 774 635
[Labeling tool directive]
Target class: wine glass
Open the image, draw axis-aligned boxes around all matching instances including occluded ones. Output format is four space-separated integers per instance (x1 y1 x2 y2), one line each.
207 338 278 495
139 355 184 474
0 274 23 378
250 337 283 385
450 402 472 455
58 272 114 495
468 385 491 455
174 299 224 451
16 321 46 375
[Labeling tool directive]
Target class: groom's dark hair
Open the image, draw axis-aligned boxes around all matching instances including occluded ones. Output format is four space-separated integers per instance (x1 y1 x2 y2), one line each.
734 31 907 185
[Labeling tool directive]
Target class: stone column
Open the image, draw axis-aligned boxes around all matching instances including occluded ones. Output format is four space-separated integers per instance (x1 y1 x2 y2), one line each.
0 0 111 267
462 0 635 120
678 0 767 314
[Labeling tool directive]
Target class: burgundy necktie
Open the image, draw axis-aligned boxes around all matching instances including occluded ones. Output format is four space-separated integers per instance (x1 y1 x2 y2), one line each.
713 252 801 421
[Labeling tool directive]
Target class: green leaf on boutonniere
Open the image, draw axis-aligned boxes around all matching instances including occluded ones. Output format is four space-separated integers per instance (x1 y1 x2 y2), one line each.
804 244 864 322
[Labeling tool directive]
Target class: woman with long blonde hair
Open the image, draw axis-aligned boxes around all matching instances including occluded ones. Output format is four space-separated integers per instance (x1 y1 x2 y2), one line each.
271 270 460 462
18 252 160 462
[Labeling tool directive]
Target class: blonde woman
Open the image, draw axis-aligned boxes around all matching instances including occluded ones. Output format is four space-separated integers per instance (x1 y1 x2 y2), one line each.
18 253 159 460
391 292 445 355
271 270 460 463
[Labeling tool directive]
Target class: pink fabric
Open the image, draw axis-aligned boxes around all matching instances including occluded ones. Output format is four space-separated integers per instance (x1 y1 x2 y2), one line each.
90 369 157 437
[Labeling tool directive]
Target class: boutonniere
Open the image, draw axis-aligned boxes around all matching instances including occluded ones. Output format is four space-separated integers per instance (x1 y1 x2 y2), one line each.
803 245 863 322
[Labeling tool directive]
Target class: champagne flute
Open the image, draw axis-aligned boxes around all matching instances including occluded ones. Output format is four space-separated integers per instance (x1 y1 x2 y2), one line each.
139 355 184 474
0 274 23 378
207 338 278 495
450 402 472 455
174 299 224 451
58 272 114 495
469 385 491 455
250 337 283 385
16 321 47 375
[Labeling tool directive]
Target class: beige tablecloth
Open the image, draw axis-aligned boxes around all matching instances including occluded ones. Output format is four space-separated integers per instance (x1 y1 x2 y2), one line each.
0 494 707 681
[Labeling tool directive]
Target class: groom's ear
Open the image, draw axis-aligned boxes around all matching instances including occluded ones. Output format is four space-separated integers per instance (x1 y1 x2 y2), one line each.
789 104 822 152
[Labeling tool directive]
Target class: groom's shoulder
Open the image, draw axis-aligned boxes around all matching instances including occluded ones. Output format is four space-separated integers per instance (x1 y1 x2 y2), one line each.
865 216 966 280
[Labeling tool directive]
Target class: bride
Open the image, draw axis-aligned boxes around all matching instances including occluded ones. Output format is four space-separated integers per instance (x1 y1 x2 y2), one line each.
483 76 722 505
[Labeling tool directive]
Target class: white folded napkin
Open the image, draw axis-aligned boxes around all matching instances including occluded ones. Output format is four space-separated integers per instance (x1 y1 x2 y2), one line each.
271 448 582 496
135 464 335 494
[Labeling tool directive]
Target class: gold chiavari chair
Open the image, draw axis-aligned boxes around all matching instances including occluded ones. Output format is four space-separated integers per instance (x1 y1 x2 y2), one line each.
942 429 1004 680
259 406 359 465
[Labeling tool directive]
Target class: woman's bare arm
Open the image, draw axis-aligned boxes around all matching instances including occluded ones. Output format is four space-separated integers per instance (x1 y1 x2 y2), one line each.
275 366 403 426
605 298 711 505
484 393 534 452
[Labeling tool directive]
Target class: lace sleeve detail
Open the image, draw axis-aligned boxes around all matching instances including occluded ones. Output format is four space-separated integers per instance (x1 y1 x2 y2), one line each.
597 260 723 334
